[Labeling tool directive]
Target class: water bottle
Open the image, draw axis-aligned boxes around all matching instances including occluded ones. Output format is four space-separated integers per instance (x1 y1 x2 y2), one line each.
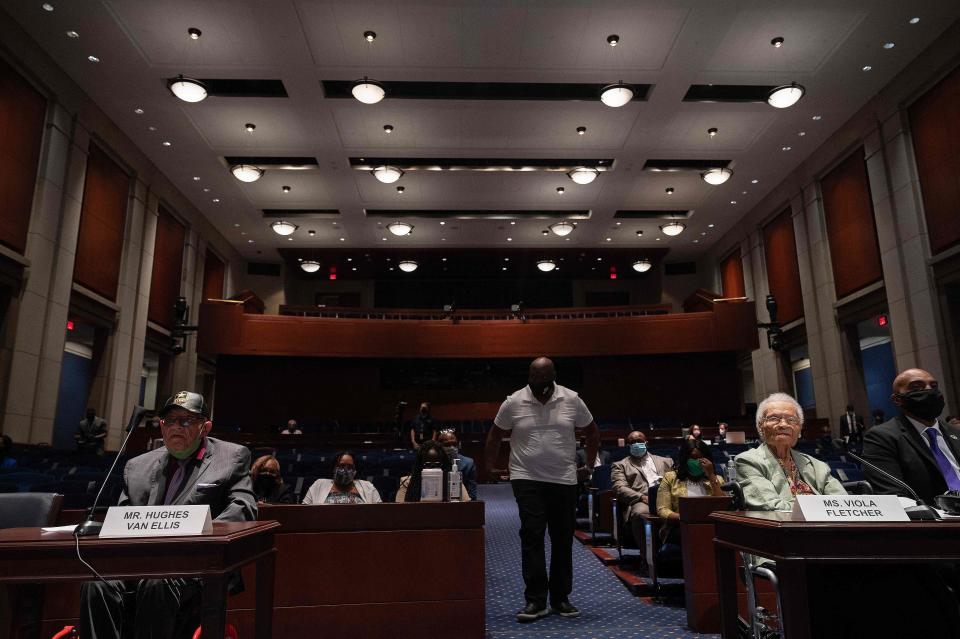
448 458 462 502
420 462 443 502
726 459 737 483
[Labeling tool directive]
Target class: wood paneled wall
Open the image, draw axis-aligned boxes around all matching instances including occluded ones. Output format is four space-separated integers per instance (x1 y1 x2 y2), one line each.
203 249 225 301
0 57 46 255
720 250 745 298
73 144 129 300
762 208 804 325
821 147 883 299
147 205 185 328
909 64 960 255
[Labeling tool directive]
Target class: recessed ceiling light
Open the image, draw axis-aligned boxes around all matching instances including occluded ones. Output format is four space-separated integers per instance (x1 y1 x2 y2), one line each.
565 238 570 241
212 198 220 203
636 230 643 236
271 220 297 236
287 237 293 241
742 190 748 194
282 185 291 193
751 179 759 184
812 115 822 121
439 221 446 225
510 221 517 225
372 165 403 183
568 167 598 184
556 187 565 195
42 3 54 11
615 221 621 226
244 123 256 133
188 28 202 40
308 230 316 236
770 37 784 48
66 30 79 38
767 82 805 108
364 30 376 42
607 34 620 47
133 108 143 114
192 176 200 181
701 232 707 236
502 267 508 271
708 223 715 228
202 187 210 192
168 75 207 102
396 186 405 193
383 124 394 133
352 267 357 271
231 164 264 182
339 237 345 241
382 237 388 241
148 126 157 131
234 223 240 227
247 239 254 243
730 200 737 204
506 237 513 242
708 127 718 137
909 17 920 24
656 237 660 241
862 65 872 72
798 131 806 136
87 55 100 63
549 221 575 237
599 83 634 108
781 145 791 151
605 237 612 242
162 140 171 147
665 187 674 195
576 126 587 135
701 167 733 185
542 230 549 236
693 239 699 243
883 42 895 49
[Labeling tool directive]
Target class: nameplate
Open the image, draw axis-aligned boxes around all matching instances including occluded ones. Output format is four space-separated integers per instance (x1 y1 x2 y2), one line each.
792 494 909 522
99 505 213 538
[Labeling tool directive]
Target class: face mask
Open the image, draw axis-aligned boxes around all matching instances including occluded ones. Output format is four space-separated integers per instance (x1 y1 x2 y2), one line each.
897 388 945 421
167 434 203 460
443 445 459 459
686 458 705 478
630 442 647 457
529 381 554 397
255 475 277 490
333 466 356 487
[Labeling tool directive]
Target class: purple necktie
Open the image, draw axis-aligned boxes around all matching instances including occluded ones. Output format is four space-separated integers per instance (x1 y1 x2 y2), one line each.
924 427 960 491
163 460 188 505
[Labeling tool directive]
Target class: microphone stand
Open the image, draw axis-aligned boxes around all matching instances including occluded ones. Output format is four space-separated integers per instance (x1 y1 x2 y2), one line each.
75 405 148 537
846 451 941 520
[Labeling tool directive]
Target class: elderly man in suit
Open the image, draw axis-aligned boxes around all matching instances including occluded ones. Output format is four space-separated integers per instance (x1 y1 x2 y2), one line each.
863 368 960 505
611 431 673 559
80 391 257 639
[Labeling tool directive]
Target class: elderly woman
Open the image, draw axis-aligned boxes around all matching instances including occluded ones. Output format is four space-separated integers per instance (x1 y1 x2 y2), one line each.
251 454 296 504
736 392 845 510
302 451 382 504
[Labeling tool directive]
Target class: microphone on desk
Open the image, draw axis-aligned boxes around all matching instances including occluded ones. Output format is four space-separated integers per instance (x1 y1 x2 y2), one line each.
75 405 149 537
845 451 941 520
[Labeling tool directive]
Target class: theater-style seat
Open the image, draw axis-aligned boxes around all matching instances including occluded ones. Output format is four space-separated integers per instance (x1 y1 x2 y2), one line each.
0 492 63 529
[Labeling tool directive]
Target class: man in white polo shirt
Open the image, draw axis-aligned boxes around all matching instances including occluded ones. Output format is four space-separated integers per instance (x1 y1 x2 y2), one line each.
485 357 600 623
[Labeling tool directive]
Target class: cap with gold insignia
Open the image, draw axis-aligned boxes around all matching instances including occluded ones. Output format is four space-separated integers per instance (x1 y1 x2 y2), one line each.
159 391 209 417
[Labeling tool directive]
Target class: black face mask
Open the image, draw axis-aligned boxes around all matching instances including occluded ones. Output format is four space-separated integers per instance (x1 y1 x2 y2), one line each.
897 388 945 421
334 467 356 487
529 381 554 397
254 475 278 492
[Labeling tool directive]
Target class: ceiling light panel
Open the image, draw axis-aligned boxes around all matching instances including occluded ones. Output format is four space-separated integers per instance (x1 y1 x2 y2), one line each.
166 78 288 98
323 80 652 102
349 157 614 172
364 210 591 220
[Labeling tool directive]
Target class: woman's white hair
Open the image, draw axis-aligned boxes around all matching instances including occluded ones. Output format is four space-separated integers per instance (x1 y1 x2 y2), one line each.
755 392 804 434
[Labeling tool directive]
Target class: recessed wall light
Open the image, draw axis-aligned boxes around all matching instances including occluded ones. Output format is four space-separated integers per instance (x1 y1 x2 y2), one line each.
202 187 210 192
192 176 200 181
162 140 171 146
665 187 674 195
909 17 920 24
576 126 586 135
605 237 612 242
708 223 715 228
87 55 100 63
383 124 394 133
862 65 872 72
188 28 202 40
66 30 79 38
148 126 157 131
781 146 791 151
882 42 895 49
771 37 784 48
730 200 737 205
708 127 718 137
751 179 759 184
439 221 446 225
282 185 291 193
798 131 806 136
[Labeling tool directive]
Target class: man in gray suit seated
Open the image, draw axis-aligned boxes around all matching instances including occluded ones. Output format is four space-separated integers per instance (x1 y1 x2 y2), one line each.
610 431 673 561
80 391 257 639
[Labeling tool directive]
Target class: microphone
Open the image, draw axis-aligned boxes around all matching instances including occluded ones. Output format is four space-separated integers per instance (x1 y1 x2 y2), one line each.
845 451 941 520
75 405 148 537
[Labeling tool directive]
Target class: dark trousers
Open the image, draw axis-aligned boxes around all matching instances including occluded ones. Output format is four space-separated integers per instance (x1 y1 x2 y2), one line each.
80 577 200 639
511 479 578 607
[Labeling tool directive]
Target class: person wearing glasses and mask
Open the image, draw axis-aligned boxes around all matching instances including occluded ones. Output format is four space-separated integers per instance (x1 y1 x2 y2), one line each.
735 392 845 511
80 391 257 639
302 451 382 504
251 455 296 504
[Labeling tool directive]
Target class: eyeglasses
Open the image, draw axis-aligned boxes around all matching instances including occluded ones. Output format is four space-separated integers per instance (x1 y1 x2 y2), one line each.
762 414 801 426
161 416 204 429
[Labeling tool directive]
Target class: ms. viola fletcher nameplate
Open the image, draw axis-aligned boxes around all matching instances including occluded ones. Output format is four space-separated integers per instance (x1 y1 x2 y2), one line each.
791 494 909 522
99 505 213 538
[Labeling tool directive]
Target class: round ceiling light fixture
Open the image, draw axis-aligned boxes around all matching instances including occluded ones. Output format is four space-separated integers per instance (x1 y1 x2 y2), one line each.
231 164 264 182
270 220 298 236
372 165 403 183
701 167 733 185
351 78 385 104
168 75 207 103
567 167 598 185
386 221 414 236
633 259 652 273
537 260 557 272
548 221 576 237
300 260 321 273
599 83 634 108
767 82 805 109
398 260 418 273
659 221 686 237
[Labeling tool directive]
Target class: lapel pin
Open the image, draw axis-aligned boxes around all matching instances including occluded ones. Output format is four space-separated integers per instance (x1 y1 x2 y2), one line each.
950 434 958 440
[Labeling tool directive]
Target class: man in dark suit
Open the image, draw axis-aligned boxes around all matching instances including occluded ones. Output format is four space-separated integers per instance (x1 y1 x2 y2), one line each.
80 391 257 639
839 404 865 447
438 428 478 500
862 368 960 505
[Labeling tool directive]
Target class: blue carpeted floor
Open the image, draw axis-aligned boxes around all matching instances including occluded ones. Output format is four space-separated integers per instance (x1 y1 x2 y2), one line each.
482 483 717 639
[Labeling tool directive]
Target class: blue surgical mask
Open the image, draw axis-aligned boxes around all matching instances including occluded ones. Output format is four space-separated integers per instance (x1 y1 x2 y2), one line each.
630 442 647 458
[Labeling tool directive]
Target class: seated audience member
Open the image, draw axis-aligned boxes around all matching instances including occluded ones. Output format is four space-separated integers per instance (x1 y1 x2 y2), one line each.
409 402 435 449
871 407 886 428
611 431 673 554
75 407 107 455
862 368 959 505
251 455 296 504
657 439 723 540
711 422 728 449
736 392 845 511
0 434 15 469
575 436 610 470
280 419 302 435
685 424 703 445
80 391 257 639
302 452 382 504
396 440 470 502
437 428 478 500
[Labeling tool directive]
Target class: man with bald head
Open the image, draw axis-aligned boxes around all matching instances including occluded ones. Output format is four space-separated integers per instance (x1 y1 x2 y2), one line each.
862 368 959 505
611 431 672 560
486 357 600 622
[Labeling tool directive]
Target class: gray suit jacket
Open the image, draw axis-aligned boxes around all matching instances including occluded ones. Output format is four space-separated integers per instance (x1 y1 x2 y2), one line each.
119 437 257 522
735 444 845 511
611 453 673 519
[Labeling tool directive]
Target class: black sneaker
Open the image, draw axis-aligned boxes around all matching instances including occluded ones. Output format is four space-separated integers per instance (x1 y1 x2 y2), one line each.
551 600 581 618
516 602 549 623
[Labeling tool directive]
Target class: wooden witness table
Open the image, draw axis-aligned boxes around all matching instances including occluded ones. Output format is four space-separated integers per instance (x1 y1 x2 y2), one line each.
711 511 960 639
0 521 279 639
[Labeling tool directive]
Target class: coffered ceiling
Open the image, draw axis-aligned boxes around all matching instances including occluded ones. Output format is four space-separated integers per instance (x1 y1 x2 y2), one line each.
3 0 958 261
